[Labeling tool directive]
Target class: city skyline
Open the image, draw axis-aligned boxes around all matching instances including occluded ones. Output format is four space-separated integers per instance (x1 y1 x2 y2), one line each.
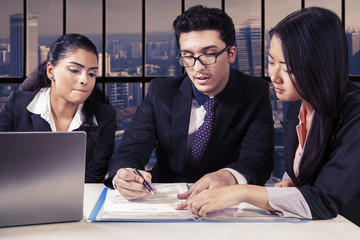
1 1 360 39
1 10 360 78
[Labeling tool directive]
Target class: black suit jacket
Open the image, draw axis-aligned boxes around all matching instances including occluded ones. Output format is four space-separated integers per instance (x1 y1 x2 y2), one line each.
0 90 116 183
105 68 274 186
283 99 360 226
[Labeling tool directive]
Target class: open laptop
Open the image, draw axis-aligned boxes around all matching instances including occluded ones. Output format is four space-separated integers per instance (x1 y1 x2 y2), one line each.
0 131 87 227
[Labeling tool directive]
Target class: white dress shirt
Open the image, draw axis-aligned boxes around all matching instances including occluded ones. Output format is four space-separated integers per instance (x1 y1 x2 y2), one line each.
26 87 97 131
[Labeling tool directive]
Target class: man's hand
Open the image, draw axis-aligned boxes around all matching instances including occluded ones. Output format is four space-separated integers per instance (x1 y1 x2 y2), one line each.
274 178 294 187
177 170 237 199
113 168 156 200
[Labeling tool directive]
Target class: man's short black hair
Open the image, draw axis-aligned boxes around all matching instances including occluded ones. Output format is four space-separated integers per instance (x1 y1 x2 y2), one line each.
173 5 235 47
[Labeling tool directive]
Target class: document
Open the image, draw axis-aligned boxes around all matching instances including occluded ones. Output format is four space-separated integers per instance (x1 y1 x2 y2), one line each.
88 183 305 222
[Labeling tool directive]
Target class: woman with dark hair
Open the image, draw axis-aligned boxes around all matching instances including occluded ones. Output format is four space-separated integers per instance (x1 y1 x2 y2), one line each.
0 33 116 183
177 7 360 226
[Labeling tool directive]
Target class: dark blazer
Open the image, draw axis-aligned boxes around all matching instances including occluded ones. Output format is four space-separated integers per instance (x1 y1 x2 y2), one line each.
0 90 116 183
283 99 360 226
105 68 274 186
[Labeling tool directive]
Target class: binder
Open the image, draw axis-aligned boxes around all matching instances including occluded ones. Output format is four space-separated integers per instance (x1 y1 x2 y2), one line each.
88 183 307 223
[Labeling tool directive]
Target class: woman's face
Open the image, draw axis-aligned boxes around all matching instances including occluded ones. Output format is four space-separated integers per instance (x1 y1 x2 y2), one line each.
268 35 301 102
47 48 98 106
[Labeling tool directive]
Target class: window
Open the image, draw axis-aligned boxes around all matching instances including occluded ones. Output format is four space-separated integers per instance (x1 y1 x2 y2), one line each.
66 0 102 74
106 0 142 77
185 0 221 9
226 0 261 76
145 0 180 77
264 0 300 76
0 0 23 78
305 0 341 18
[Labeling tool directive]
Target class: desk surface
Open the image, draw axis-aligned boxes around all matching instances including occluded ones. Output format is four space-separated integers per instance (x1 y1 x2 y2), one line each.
1 184 359 240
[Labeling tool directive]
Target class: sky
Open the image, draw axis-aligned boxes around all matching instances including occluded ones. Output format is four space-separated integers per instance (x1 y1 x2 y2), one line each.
0 0 359 39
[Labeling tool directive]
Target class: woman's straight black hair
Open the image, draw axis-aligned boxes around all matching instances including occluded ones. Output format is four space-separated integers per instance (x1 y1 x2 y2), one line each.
270 7 360 186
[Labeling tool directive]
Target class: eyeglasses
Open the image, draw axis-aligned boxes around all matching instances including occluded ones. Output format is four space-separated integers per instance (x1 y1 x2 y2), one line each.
176 46 231 67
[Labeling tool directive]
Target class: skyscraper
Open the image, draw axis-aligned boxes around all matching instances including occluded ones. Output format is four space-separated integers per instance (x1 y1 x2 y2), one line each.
235 13 261 76
9 13 38 77
10 14 23 77
27 14 38 75
351 31 360 55
349 30 360 75
130 42 142 59
106 83 130 110
39 45 50 64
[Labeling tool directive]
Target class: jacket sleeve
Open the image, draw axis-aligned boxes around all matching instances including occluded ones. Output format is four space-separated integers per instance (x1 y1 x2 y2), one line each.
299 97 360 221
226 80 274 185
0 91 16 131
85 104 116 183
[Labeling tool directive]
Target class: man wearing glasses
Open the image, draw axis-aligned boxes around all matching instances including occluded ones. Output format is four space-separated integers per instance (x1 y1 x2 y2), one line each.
105 5 274 200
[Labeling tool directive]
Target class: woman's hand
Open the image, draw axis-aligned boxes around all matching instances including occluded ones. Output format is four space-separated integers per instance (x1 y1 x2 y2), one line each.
176 185 243 217
176 184 276 217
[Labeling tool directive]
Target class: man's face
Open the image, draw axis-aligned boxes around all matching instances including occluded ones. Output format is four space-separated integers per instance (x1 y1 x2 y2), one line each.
178 30 236 97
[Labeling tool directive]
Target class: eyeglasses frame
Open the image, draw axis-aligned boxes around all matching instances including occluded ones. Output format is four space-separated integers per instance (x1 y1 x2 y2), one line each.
176 45 231 67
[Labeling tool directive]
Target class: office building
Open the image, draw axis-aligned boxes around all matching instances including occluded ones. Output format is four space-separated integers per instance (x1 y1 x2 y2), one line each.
26 14 38 75
39 45 49 64
0 44 10 65
107 83 130 110
235 13 261 76
351 31 360 55
130 41 142 59
10 14 23 77
9 13 38 77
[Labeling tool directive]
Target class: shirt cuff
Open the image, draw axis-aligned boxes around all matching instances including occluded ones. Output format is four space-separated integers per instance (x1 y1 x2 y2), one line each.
112 176 116 189
265 186 312 219
222 168 247 184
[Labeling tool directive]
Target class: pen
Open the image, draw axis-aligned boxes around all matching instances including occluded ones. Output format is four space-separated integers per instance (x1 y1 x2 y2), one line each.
133 168 155 195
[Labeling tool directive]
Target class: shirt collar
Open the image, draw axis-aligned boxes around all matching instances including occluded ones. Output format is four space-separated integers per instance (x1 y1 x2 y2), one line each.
296 103 315 148
298 103 315 125
27 87 97 131
191 83 225 106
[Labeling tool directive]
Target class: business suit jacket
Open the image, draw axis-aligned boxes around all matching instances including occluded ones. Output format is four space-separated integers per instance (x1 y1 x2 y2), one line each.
0 90 116 183
105 68 274 186
283 99 360 226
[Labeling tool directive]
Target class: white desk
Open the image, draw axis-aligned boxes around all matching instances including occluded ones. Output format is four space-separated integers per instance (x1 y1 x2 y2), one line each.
1 184 359 240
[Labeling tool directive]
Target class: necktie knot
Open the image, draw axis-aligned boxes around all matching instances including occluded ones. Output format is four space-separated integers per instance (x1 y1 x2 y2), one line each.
203 98 218 113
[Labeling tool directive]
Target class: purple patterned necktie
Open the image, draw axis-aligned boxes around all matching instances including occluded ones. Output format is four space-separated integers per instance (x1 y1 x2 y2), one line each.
188 98 219 170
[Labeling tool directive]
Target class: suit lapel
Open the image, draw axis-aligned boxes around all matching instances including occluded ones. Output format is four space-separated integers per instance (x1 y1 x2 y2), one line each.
30 114 52 131
213 71 242 145
171 76 193 171
283 101 301 179
198 70 243 170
